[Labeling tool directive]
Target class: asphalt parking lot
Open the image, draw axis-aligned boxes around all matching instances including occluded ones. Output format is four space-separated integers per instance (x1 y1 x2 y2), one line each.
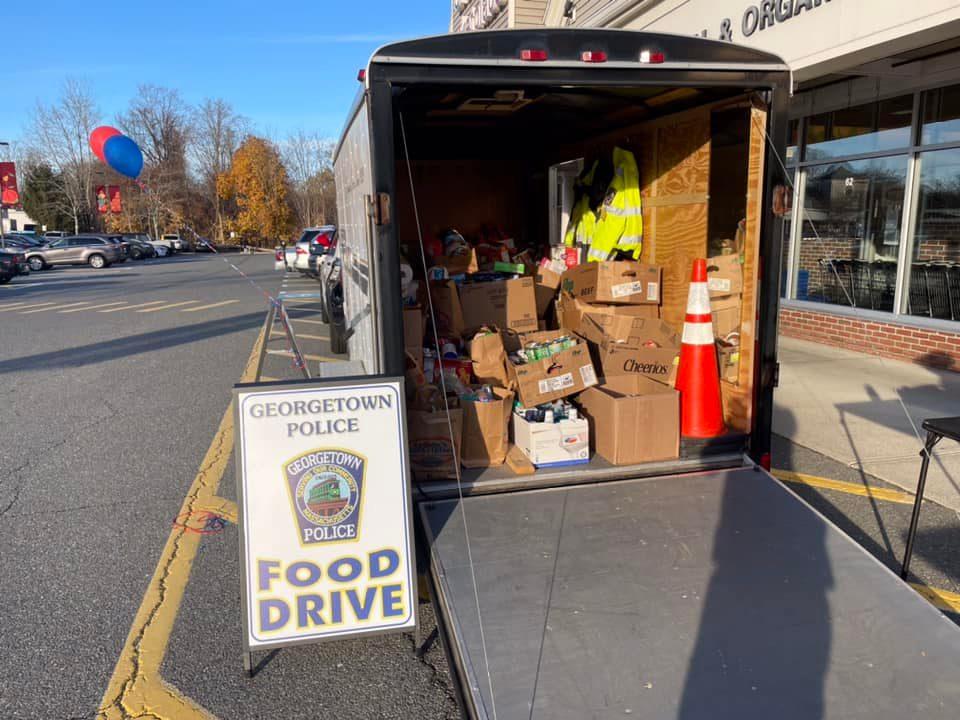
1 255 957 719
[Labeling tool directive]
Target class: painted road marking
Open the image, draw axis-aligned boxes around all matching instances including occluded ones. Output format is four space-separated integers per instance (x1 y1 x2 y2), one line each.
265 349 336 362
772 469 916 505
0 301 34 310
181 299 239 313
97 324 265 720
911 583 960 614
61 301 127 313
271 330 328 341
3 301 55 311
100 300 166 313
290 318 327 326
19 301 92 314
137 300 199 313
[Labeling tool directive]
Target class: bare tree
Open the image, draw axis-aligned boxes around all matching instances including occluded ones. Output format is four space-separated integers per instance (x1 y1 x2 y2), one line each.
192 99 248 242
117 85 192 239
282 130 335 227
27 79 100 233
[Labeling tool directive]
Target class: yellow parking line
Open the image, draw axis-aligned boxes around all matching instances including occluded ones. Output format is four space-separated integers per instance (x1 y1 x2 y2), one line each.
137 300 199 313
303 353 336 362
910 583 960 614
60 301 127 313
772 469 915 505
20 301 91 314
181 299 240 313
97 325 265 720
3 301 55 311
100 301 166 313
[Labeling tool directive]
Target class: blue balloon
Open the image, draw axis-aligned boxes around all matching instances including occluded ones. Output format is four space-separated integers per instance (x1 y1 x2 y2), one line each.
103 134 143 179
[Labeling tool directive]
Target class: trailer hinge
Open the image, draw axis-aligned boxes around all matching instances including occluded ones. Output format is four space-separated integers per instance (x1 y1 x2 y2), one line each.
369 192 391 226
773 361 780 388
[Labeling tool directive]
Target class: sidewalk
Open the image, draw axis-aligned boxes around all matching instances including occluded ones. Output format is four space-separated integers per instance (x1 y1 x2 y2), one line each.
774 336 960 512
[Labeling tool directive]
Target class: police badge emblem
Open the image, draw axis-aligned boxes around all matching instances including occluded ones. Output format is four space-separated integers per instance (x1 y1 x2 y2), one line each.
283 449 365 545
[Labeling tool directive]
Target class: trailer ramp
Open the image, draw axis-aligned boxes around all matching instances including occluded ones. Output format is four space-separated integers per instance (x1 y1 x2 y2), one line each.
420 467 960 719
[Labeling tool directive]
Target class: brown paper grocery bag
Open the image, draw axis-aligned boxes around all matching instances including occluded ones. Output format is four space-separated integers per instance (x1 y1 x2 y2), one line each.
468 329 510 388
407 408 463 479
460 388 514 468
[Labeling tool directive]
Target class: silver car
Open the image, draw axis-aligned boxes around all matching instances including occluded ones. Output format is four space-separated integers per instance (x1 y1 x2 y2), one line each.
26 235 124 270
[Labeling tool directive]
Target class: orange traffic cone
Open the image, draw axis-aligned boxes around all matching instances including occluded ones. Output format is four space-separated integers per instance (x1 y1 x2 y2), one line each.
675 258 726 438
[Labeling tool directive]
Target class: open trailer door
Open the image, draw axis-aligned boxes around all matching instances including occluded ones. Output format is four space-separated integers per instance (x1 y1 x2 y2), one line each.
330 29 960 718
420 467 960 720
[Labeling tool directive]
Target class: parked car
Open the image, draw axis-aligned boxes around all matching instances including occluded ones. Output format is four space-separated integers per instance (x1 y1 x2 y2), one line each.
275 244 298 272
0 235 35 251
290 227 336 273
193 237 215 252
121 234 157 260
0 249 29 283
24 235 124 270
102 235 130 263
315 236 341 323
162 233 184 252
8 233 43 247
42 230 67 240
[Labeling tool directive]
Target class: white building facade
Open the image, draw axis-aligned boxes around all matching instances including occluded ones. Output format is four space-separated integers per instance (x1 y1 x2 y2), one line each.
450 0 960 370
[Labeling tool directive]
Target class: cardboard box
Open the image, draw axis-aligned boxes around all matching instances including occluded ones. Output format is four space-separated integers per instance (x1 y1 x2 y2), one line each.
461 387 514 468
403 306 424 353
706 254 743 298
577 375 679 465
407 408 463 479
459 277 538 334
561 261 662 305
534 266 562 320
508 330 598 406
512 413 590 468
558 292 660 345
597 320 682 387
429 281 465 338
432 249 479 276
467 329 509 388
711 294 741 339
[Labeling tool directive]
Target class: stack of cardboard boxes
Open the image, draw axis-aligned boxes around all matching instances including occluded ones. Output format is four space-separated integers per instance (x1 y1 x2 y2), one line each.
403 253 686 479
706 254 743 384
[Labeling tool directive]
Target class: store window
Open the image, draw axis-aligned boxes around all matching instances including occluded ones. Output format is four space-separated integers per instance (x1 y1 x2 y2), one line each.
905 147 960 321
780 169 795 299
921 83 960 146
786 119 799 164
805 96 912 161
794 156 907 311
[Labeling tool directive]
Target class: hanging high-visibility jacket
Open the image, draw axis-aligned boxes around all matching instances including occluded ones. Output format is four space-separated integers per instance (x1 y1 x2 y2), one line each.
590 147 643 262
564 160 598 249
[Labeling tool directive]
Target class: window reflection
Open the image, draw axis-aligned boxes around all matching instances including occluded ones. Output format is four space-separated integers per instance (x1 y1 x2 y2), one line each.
922 84 960 146
907 148 960 320
805 96 912 161
795 157 907 311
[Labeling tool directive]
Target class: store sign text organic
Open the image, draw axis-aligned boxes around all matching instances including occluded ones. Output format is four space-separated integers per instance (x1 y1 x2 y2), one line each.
713 0 835 42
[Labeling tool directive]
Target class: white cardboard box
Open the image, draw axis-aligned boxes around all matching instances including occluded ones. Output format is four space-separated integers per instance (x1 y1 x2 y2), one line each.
512 413 590 468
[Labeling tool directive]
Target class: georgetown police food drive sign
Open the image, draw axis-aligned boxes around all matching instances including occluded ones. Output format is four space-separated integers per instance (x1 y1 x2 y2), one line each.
234 378 416 650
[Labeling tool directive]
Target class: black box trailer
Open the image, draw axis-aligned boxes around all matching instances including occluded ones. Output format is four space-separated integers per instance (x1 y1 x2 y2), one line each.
332 29 960 719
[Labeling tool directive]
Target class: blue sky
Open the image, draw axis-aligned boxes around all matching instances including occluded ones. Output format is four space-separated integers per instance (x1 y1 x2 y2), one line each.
6 1 448 144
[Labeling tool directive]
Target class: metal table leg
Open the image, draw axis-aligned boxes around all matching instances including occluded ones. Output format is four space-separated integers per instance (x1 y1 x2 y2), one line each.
901 430 942 580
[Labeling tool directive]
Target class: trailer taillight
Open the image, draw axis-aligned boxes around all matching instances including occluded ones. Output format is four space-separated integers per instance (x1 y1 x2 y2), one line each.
520 49 548 62
357 68 366 82
759 452 771 471
581 50 607 63
639 50 665 64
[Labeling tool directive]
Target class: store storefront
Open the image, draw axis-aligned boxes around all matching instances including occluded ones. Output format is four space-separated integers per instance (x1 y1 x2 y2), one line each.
449 0 960 369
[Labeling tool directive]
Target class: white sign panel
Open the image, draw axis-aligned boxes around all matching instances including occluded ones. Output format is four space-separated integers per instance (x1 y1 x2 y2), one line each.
235 378 416 650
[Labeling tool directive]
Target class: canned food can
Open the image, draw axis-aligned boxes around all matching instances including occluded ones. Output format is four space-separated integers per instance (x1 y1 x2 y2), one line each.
525 342 543 361
548 338 565 356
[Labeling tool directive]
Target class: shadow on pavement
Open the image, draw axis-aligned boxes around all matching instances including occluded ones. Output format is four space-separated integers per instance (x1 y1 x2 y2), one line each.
0 311 265 373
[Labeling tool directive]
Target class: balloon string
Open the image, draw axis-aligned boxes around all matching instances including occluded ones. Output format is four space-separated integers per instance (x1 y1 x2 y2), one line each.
131 178 306 373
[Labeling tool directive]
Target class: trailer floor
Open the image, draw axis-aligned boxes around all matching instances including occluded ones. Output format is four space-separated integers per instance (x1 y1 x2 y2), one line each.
420 467 960 719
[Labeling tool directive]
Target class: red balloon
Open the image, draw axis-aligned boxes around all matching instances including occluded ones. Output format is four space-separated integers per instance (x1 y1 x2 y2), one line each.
89 126 121 163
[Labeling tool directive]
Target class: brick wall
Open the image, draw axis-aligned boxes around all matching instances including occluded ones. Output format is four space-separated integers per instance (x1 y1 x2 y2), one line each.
780 307 960 371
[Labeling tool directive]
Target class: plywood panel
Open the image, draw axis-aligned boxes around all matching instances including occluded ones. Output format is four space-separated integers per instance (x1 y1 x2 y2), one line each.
720 104 767 434
656 203 708 330
656 118 710 198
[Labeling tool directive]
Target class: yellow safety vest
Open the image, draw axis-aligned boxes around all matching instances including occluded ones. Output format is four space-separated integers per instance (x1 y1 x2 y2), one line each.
590 147 643 262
